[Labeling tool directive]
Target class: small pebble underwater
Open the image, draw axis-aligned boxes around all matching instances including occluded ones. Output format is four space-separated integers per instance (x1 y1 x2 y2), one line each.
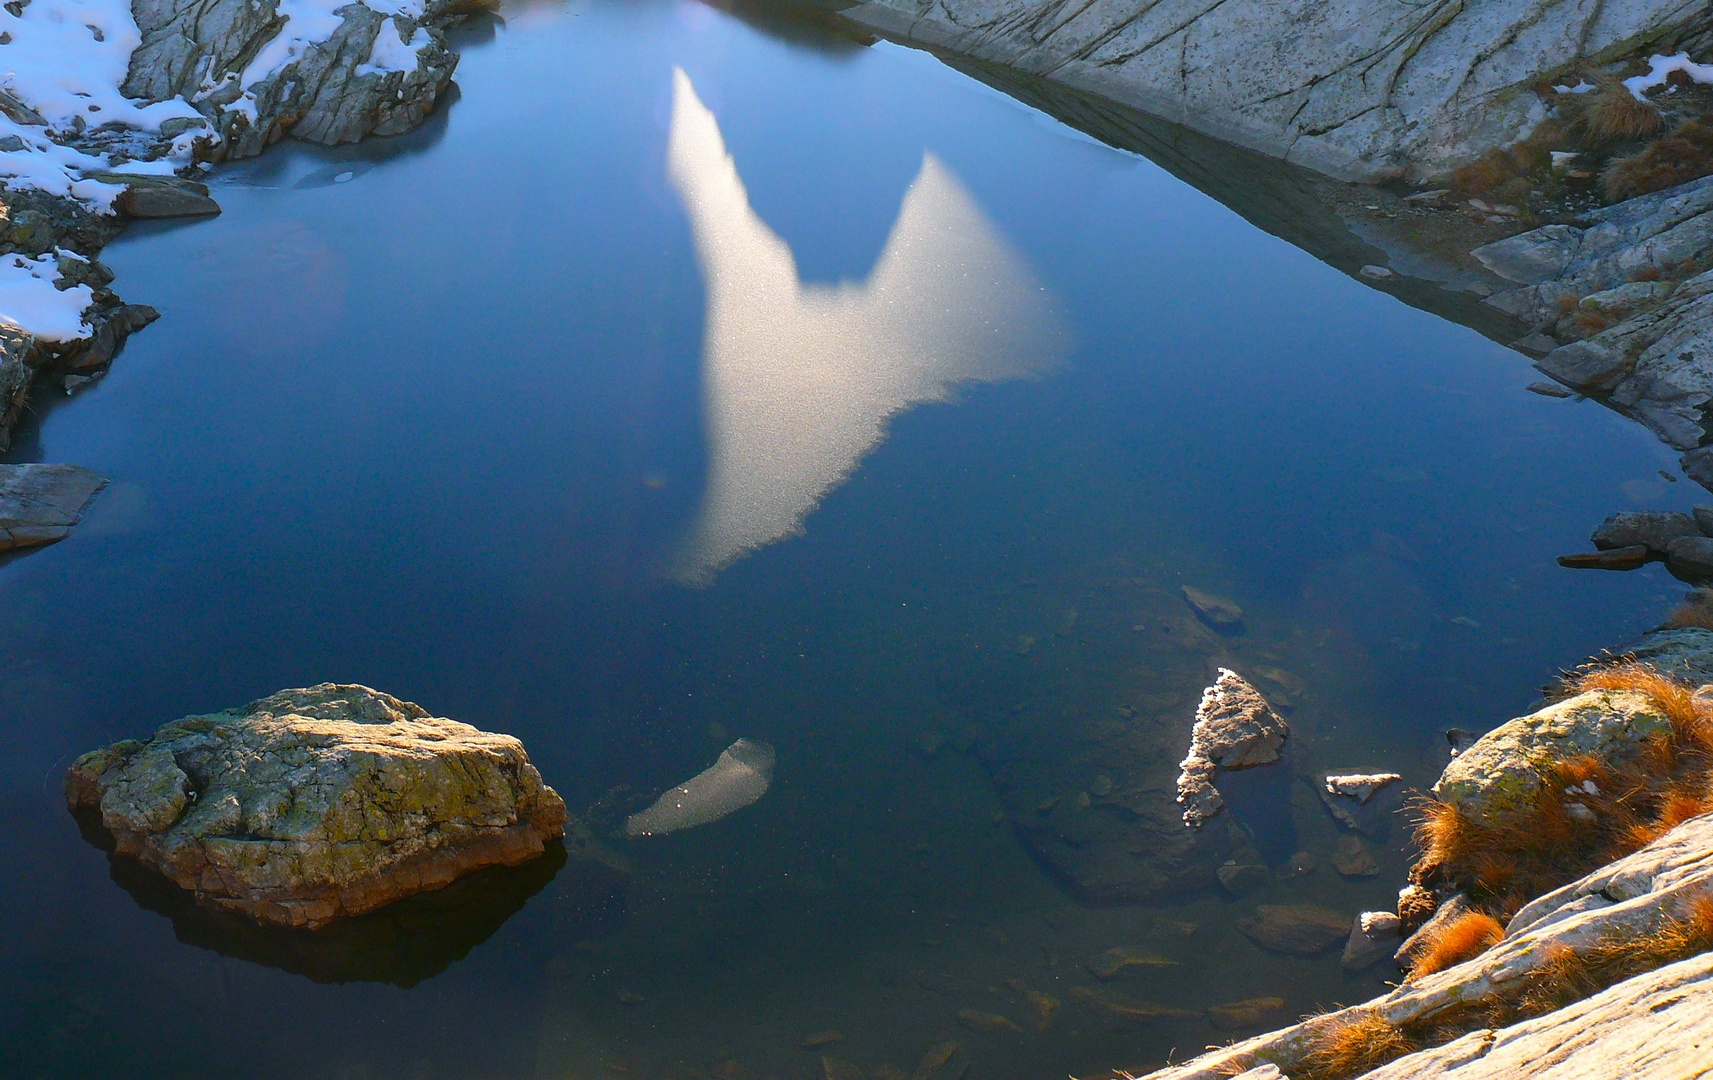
0 0 1702 1076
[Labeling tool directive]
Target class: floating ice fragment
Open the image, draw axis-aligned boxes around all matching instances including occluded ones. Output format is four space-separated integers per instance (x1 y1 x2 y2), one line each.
624 738 776 837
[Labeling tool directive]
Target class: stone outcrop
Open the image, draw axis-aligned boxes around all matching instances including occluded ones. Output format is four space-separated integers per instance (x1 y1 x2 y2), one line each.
1476 175 1713 477
840 0 1710 184
1432 688 1673 828
0 463 107 552
1176 668 1288 828
66 684 571 928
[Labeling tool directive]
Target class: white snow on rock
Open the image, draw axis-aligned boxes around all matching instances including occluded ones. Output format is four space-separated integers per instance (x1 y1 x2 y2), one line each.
0 253 93 341
1625 53 1713 99
1 0 199 129
357 18 429 76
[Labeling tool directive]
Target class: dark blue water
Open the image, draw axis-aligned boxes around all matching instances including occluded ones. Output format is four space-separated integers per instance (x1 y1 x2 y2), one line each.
0 1 1699 1077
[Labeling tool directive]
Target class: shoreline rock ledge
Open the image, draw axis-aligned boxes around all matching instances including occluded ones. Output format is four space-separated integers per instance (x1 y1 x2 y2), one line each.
66 684 570 929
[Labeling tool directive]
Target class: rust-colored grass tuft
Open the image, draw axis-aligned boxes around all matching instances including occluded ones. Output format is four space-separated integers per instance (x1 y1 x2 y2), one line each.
1604 117 1713 200
1407 911 1506 981
1567 77 1665 143
1296 1012 1421 1080
1663 589 1713 631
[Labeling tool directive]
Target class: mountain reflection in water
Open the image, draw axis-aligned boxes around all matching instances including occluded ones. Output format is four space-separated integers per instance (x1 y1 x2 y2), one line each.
667 68 1068 583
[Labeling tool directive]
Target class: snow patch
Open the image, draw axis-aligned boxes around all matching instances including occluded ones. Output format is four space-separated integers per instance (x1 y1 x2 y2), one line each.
356 17 428 76
0 0 200 130
0 253 94 341
1625 53 1713 99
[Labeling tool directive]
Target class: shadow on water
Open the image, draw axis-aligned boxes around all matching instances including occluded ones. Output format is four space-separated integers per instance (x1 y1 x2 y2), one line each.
76 813 626 987
697 0 878 54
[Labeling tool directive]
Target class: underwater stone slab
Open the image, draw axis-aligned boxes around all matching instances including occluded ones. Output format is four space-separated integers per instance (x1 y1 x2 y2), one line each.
1235 904 1350 955
1432 689 1673 829
66 683 569 928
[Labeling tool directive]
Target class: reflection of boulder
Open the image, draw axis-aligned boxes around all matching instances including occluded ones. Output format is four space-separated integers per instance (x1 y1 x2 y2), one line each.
67 684 572 928
86 812 625 987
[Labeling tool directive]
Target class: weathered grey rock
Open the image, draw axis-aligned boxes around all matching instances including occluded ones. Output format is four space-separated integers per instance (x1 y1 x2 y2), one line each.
1590 510 1698 553
1433 689 1672 829
1325 772 1401 803
0 463 107 552
1355 952 1713 1079
122 0 474 161
66 684 571 928
1666 534 1713 581
1475 178 1713 467
84 173 221 219
1628 626 1713 684
1341 910 1401 971
1557 545 1651 571
1136 811 1713 1079
1181 585 1243 627
1176 669 1288 828
842 0 1705 185
1235 904 1350 955
1694 505 1713 536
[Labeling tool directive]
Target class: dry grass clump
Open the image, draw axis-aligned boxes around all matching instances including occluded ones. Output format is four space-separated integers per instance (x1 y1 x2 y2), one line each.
1295 1012 1422 1080
1451 123 1561 197
1406 911 1507 981
1664 590 1713 631
1564 76 1666 143
1410 662 1713 915
1603 116 1713 200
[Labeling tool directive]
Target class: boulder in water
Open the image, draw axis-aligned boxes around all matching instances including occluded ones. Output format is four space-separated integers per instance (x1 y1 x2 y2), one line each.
1176 669 1288 828
66 684 570 929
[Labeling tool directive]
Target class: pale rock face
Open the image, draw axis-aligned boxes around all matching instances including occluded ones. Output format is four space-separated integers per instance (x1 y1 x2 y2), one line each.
1433 689 1673 828
841 0 1706 184
1176 669 1288 828
0 462 106 551
66 683 570 928
1324 772 1403 804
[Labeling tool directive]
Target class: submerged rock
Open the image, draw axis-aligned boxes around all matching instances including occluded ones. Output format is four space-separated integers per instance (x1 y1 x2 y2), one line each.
66 684 571 928
1235 904 1350 955
1433 689 1673 829
1176 669 1288 828
0 463 107 552
1181 585 1243 628
1340 910 1401 971
623 738 775 837
1557 546 1651 571
1207 997 1286 1031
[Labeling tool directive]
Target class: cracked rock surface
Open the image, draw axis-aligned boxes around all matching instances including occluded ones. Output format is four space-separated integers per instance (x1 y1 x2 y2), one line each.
839 0 1709 183
66 683 570 929
0 462 107 552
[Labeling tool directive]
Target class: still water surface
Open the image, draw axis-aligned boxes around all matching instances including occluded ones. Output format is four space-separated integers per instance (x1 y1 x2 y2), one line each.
0 1 1702 1076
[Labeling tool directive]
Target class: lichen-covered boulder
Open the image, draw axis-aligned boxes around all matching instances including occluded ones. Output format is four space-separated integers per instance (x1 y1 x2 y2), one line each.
66 684 569 928
1432 690 1673 828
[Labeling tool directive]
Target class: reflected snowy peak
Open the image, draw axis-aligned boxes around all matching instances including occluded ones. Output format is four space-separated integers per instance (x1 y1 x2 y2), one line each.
667 68 1068 584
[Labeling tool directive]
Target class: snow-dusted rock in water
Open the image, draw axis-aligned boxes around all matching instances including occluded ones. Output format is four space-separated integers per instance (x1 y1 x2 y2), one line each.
1176 669 1288 828
0 463 107 551
625 739 777 837
66 684 571 928
840 0 1708 183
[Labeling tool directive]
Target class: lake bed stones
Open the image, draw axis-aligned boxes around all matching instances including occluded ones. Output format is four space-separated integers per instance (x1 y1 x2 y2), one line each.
66 683 571 928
